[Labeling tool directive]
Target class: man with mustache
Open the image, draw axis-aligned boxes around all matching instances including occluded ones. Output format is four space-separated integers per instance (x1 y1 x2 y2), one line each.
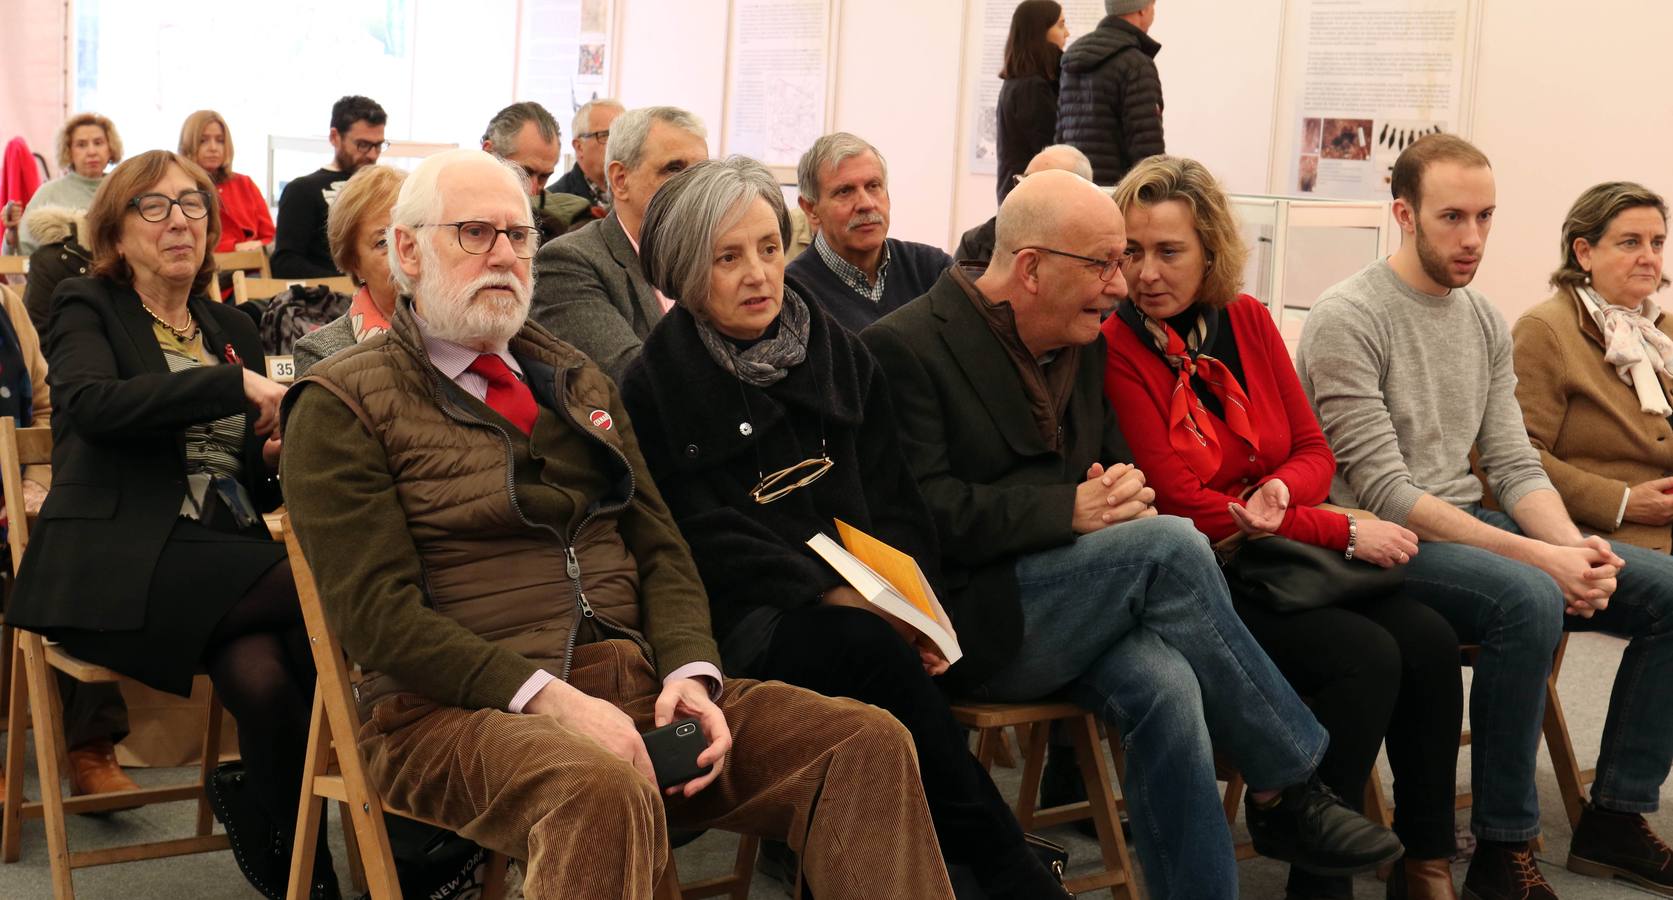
272 94 387 277
787 132 954 333
280 148 955 900
1297 134 1673 899
863 170 1403 898
531 106 708 381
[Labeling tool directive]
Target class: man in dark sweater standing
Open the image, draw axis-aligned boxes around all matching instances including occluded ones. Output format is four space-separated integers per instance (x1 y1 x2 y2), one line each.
787 132 953 333
1056 1 1163 187
271 95 387 277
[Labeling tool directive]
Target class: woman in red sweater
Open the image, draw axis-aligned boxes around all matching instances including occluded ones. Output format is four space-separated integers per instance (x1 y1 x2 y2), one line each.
1103 156 1463 900
179 110 275 253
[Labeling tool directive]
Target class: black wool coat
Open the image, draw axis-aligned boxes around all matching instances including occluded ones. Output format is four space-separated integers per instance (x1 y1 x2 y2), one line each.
619 283 941 673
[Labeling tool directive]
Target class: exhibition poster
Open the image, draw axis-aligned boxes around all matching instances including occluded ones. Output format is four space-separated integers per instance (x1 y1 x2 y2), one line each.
1273 0 1479 200
724 0 833 170
966 0 1106 176
518 0 614 123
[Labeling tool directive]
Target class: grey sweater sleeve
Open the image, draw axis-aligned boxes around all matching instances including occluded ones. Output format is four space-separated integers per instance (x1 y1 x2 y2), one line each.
1470 298 1554 514
1297 293 1428 524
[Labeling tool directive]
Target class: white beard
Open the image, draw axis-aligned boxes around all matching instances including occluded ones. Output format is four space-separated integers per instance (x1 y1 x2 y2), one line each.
413 242 533 349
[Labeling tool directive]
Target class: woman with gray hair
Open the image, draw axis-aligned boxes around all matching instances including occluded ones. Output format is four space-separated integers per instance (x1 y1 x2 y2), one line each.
1512 182 1673 554
619 157 1068 899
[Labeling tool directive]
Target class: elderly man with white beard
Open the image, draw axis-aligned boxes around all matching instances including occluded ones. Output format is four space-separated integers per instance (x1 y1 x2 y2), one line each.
278 149 956 900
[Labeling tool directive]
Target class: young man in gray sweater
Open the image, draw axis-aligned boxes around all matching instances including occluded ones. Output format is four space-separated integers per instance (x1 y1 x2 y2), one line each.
1297 135 1673 900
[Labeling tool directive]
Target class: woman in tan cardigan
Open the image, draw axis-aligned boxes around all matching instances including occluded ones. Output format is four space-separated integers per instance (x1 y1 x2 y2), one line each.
1512 181 1673 552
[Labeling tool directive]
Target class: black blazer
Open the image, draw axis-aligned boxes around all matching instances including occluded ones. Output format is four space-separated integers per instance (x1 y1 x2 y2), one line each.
9 276 277 632
860 270 1132 691
619 285 941 672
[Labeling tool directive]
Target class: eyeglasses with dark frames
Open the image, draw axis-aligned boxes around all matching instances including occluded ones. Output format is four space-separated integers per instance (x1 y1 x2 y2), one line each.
416 221 540 259
128 191 212 223
1013 245 1125 283
353 139 391 154
576 129 610 145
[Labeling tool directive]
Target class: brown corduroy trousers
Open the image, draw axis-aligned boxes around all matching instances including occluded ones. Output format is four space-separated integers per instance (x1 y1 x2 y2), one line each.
356 639 956 900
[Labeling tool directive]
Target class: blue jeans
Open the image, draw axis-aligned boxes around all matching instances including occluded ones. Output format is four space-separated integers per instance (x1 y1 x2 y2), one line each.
972 516 1328 900
1402 505 1673 841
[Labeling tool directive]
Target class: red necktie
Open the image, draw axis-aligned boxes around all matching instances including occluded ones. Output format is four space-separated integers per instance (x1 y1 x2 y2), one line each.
466 353 539 435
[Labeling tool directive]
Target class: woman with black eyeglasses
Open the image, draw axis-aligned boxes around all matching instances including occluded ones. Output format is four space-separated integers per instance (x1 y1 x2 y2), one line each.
619 157 1068 899
6 150 338 899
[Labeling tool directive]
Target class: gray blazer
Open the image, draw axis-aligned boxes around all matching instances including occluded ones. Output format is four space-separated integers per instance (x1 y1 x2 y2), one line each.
292 315 355 377
530 211 664 382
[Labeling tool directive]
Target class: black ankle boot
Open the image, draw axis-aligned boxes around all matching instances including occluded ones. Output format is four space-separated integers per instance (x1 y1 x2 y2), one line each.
1245 775 1404 876
1567 801 1673 895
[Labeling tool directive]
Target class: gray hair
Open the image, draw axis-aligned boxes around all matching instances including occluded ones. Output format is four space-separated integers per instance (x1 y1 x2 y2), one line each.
388 149 533 294
571 98 625 138
605 106 707 174
1031 144 1093 182
796 132 889 203
481 102 561 157
638 156 790 315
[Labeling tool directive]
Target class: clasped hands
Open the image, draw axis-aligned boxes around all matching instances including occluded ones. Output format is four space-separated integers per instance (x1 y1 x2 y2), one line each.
526 675 732 799
1071 462 1157 533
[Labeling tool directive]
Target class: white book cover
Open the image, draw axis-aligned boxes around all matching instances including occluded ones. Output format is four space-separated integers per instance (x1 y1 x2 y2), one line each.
806 530 963 665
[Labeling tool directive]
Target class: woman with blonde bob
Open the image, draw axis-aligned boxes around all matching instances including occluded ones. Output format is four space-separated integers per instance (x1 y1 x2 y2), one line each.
178 109 275 253
16 111 122 254
1101 155 1464 899
292 165 405 375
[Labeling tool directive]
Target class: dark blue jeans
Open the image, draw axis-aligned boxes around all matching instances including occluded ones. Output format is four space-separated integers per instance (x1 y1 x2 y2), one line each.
972 516 1328 899
1402 505 1673 841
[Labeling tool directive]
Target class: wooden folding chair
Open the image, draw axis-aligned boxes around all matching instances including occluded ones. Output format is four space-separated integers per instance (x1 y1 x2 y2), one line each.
232 272 355 306
213 248 271 280
0 419 229 898
0 257 27 276
952 699 1138 898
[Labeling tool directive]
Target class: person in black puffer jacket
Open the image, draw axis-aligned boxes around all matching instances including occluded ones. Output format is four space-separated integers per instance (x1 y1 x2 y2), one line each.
1055 0 1164 186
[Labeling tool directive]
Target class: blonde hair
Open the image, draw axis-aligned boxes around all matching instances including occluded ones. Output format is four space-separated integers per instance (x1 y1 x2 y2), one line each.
177 110 234 183
327 166 407 280
56 112 122 172
1111 155 1248 309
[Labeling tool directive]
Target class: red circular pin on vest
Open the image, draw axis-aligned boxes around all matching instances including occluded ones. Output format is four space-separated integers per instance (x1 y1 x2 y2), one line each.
589 409 614 430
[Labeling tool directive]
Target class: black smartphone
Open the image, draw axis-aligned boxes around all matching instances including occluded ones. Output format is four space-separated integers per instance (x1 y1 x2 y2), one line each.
642 717 712 790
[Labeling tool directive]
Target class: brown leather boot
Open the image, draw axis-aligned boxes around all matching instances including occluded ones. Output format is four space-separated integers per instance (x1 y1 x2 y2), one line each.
1388 856 1459 900
67 738 141 798
1567 801 1673 895
1461 840 1556 900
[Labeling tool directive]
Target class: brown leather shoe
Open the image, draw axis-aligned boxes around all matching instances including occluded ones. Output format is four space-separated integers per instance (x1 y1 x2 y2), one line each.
1461 840 1556 900
1388 856 1459 900
1567 802 1673 895
67 738 141 800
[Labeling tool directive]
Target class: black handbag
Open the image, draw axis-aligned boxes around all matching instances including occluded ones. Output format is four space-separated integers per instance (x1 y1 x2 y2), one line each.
1220 533 1406 614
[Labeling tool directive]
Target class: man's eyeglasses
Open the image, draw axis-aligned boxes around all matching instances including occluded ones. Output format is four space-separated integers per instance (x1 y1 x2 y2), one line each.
416 221 540 259
749 452 835 504
353 139 391 154
576 129 610 145
129 191 212 223
1013 246 1124 283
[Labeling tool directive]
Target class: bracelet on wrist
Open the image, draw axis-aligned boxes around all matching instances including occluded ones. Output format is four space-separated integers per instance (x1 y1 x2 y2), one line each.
1344 513 1359 561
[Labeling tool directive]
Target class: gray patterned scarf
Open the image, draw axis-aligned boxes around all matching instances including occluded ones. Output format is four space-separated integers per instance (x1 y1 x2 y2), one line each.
692 286 811 387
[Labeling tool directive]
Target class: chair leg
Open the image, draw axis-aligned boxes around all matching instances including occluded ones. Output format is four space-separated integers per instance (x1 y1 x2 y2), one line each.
1068 713 1137 900
21 635 75 898
195 688 223 836
2 628 30 862
1013 721 1051 830
729 834 759 900
338 801 367 893
287 690 331 900
1364 768 1394 829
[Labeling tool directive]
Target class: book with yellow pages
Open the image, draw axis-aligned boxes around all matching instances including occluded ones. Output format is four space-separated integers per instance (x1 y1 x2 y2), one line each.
805 519 963 664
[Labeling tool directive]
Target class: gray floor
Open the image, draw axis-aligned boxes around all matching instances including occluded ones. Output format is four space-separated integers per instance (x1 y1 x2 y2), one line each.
0 631 1664 898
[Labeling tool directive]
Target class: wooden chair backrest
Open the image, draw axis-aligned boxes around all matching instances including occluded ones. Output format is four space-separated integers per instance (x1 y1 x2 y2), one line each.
0 419 52 573
0 257 28 276
232 272 355 306
213 249 270 279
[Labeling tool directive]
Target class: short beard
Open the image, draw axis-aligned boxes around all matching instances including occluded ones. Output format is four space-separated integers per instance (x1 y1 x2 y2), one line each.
1414 218 1473 289
413 240 533 350
334 148 359 175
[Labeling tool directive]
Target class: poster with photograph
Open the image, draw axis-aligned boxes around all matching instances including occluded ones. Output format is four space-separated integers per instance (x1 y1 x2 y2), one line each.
723 0 833 169
517 0 613 133
965 0 1106 175
1269 0 1480 200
